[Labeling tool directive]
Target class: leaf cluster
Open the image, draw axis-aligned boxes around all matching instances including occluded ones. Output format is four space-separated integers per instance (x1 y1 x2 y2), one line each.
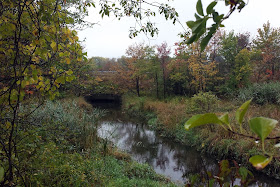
186 0 246 51
185 99 279 170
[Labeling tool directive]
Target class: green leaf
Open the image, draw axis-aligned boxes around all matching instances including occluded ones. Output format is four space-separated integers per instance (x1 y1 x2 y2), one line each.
184 113 223 131
196 0 204 16
219 113 229 125
219 113 231 130
212 12 219 22
0 167 4 182
190 19 204 33
206 1 217 14
249 117 278 143
239 167 248 181
249 155 272 170
200 31 213 51
195 13 201 20
236 99 252 125
186 21 195 28
186 34 198 44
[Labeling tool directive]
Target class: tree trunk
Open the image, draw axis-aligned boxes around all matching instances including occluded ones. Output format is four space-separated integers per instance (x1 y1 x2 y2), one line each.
162 68 166 99
136 77 140 97
155 73 159 98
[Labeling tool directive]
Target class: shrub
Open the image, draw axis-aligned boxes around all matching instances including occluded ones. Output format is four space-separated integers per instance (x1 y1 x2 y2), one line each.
238 82 280 105
187 91 219 113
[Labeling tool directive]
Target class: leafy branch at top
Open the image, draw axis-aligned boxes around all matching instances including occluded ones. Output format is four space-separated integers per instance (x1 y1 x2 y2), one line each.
186 0 247 51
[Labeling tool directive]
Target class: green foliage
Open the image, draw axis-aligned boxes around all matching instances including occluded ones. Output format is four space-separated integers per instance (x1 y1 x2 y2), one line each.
238 82 280 105
185 99 279 170
186 0 246 50
13 99 175 186
249 155 273 170
184 113 223 131
249 117 278 151
187 92 219 113
236 99 252 132
234 49 252 87
0 0 90 184
0 167 3 182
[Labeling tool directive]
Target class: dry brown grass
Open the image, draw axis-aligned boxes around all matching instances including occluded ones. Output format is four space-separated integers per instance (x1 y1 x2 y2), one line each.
75 97 93 112
144 100 186 129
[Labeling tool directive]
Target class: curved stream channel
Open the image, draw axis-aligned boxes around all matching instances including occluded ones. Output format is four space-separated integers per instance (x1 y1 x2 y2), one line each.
91 103 279 186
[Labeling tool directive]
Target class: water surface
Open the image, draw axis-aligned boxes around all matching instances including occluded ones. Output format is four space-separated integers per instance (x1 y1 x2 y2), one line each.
95 108 280 186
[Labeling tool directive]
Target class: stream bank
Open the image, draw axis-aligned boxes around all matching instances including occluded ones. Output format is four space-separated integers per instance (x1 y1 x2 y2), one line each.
84 94 280 186
119 96 280 185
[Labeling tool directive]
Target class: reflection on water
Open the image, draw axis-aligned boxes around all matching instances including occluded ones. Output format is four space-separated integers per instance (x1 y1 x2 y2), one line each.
98 121 219 184
97 110 280 186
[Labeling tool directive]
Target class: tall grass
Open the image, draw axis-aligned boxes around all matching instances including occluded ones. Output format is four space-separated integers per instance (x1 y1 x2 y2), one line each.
238 82 280 105
26 99 106 151
17 99 176 186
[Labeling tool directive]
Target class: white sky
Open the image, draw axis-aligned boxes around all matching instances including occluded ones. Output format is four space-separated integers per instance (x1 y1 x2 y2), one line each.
78 0 280 58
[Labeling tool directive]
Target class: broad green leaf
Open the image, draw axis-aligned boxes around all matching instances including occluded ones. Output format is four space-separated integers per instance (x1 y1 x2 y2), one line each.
206 1 217 14
186 34 197 45
219 113 229 125
0 167 4 182
249 155 272 170
192 19 207 34
186 21 195 28
189 19 204 33
249 117 278 143
212 12 219 22
184 113 223 131
194 13 201 20
236 99 252 125
196 0 204 16
200 29 214 51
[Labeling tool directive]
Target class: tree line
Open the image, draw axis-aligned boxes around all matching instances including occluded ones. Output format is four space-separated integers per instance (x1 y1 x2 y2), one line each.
87 21 280 99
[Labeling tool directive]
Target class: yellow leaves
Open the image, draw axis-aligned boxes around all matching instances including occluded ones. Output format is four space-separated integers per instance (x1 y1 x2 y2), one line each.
6 122 11 129
32 29 39 36
65 58 71 64
73 36 79 41
50 41 56 50
95 76 103 82
66 70 73 75
187 55 219 91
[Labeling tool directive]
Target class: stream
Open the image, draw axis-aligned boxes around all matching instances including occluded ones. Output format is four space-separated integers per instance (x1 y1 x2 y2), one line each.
89 101 280 186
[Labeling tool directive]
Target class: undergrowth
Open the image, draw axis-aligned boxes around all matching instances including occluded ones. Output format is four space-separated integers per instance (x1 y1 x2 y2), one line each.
15 98 176 186
122 95 280 179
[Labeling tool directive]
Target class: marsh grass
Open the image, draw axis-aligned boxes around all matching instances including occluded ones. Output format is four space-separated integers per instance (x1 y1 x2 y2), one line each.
123 95 280 178
16 99 176 186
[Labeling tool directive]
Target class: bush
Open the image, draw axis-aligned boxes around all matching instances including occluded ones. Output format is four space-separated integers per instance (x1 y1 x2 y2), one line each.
187 91 219 113
238 82 280 105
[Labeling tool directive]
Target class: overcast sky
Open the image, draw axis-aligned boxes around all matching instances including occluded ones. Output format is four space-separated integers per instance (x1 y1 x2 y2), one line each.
78 0 280 58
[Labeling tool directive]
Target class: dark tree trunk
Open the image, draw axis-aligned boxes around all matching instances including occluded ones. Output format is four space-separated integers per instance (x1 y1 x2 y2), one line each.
155 73 159 98
136 77 140 97
162 68 166 99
